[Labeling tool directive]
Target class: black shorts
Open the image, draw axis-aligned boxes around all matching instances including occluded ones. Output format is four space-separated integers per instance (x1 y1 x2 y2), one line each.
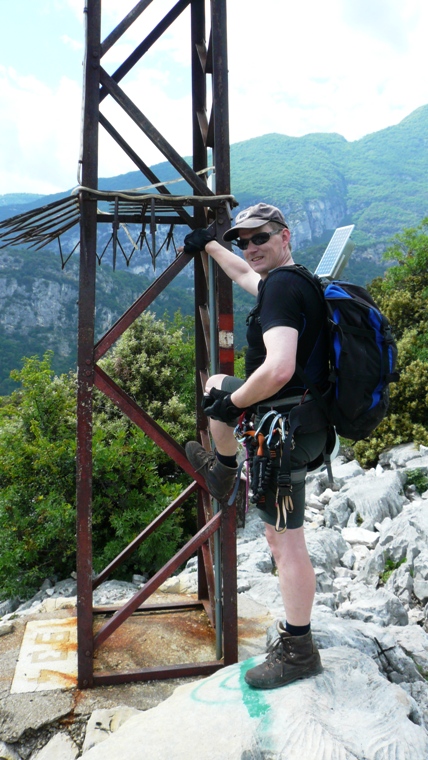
221 376 328 530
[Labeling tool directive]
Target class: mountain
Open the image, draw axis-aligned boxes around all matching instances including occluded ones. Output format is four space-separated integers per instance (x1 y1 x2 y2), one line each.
0 249 195 395
0 105 427 393
229 105 427 249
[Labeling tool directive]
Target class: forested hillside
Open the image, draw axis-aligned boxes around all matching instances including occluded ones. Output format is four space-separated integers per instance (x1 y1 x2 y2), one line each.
0 105 426 391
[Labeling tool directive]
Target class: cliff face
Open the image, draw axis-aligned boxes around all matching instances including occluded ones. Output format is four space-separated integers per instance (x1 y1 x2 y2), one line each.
0 245 200 394
0 250 144 393
0 256 77 343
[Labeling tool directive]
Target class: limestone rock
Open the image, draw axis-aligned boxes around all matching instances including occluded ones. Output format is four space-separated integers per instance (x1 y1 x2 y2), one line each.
92 581 138 606
0 740 22 760
82 706 142 753
357 500 428 586
80 648 428 760
385 563 414 605
401 681 428 731
31 733 78 760
342 526 380 548
391 625 428 678
0 623 14 637
324 493 352 528
338 470 406 529
337 584 409 626
305 527 348 570
318 458 365 488
312 608 423 684
379 443 422 469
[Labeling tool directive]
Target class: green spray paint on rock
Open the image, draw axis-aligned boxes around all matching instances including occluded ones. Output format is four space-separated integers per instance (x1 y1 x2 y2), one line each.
190 657 271 720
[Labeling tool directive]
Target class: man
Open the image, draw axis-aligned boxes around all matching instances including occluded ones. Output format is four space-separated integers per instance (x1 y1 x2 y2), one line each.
182 203 329 690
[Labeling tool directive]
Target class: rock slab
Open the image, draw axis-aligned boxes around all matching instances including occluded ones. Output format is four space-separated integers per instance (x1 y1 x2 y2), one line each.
82 647 428 760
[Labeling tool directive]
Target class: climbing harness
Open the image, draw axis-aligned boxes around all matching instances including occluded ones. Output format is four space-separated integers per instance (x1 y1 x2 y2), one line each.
233 407 295 534
232 393 334 533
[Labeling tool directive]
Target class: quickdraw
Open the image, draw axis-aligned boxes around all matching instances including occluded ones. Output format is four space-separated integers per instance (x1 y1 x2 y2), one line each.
234 409 295 533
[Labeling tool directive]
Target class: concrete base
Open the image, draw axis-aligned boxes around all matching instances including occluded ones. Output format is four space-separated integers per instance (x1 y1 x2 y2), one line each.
10 618 77 693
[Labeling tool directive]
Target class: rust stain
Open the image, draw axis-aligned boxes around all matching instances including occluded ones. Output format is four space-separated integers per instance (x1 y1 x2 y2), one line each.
92 608 218 673
39 669 77 687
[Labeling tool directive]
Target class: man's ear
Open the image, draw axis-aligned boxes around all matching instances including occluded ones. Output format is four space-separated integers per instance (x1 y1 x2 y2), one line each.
282 227 291 246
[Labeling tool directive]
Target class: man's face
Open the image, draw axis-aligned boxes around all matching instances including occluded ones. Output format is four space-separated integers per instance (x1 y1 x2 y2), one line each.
238 224 291 278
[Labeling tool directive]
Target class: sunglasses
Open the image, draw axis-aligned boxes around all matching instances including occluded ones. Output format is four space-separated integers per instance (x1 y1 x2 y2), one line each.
233 229 282 251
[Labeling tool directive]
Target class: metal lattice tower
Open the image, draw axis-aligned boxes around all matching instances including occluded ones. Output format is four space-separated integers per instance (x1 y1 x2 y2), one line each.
75 0 237 688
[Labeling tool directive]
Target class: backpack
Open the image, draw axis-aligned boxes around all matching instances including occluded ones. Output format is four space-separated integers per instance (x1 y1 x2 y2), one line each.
286 265 400 441
233 265 400 522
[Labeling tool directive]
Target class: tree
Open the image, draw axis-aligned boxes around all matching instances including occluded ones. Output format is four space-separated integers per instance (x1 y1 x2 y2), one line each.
353 219 428 466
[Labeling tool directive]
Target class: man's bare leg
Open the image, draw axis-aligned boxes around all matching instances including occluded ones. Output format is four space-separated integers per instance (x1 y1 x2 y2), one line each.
244 524 322 689
205 374 238 456
264 525 315 626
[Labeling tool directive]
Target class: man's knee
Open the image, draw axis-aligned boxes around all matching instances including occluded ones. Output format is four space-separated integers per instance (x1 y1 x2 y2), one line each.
265 525 309 564
205 374 228 393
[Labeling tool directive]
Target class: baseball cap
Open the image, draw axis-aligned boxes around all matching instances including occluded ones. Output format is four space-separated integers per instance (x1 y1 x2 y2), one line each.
223 203 288 242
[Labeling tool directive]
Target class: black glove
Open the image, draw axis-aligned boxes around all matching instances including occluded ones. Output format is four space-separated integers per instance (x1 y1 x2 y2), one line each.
202 388 244 424
183 227 216 254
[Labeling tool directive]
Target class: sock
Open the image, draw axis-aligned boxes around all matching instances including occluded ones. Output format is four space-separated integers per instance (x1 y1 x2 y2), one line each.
216 451 237 468
285 622 311 637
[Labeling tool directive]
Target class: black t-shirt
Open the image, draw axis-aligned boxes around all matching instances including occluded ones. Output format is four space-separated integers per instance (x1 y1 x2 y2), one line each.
245 266 329 399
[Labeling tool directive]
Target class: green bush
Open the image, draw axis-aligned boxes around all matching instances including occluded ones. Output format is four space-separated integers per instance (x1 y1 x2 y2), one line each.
0 312 196 599
406 469 428 494
0 353 77 596
353 219 428 466
379 556 407 585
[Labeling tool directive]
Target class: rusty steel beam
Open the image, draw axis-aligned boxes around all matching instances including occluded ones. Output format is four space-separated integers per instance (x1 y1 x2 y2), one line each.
100 0 192 100
93 366 206 487
210 0 234 379
75 0 237 688
92 482 198 589
94 510 222 649
98 113 193 226
199 486 216 625
93 660 222 686
94 252 192 360
209 0 237 660
93 600 203 614
101 0 154 57
221 498 238 665
76 0 101 690
99 68 212 197
198 304 211 360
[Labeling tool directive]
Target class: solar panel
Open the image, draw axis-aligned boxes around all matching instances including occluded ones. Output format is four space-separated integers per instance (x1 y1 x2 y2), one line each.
314 225 355 279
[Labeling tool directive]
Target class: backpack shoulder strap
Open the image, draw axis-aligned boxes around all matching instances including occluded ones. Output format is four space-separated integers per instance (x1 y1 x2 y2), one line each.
272 264 326 306
273 266 330 403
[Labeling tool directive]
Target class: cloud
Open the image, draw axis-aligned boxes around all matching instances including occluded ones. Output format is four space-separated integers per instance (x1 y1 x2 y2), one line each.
1 0 427 194
0 66 81 194
98 70 193 181
61 34 83 52
224 0 428 142
340 0 419 52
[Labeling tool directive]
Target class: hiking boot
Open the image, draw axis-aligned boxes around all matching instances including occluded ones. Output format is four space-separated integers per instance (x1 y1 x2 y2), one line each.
185 441 237 501
244 622 323 689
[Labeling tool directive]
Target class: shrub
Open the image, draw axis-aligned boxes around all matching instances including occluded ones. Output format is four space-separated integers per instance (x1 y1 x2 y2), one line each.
353 219 428 466
0 312 196 599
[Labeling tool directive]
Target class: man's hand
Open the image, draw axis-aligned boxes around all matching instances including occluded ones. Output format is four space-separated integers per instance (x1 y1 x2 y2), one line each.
202 388 244 424
183 227 216 254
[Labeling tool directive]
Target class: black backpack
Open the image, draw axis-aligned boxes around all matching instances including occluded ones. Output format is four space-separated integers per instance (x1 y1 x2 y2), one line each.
287 265 400 441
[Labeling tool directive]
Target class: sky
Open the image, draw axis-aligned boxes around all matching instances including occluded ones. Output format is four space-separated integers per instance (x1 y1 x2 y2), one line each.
0 0 427 195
